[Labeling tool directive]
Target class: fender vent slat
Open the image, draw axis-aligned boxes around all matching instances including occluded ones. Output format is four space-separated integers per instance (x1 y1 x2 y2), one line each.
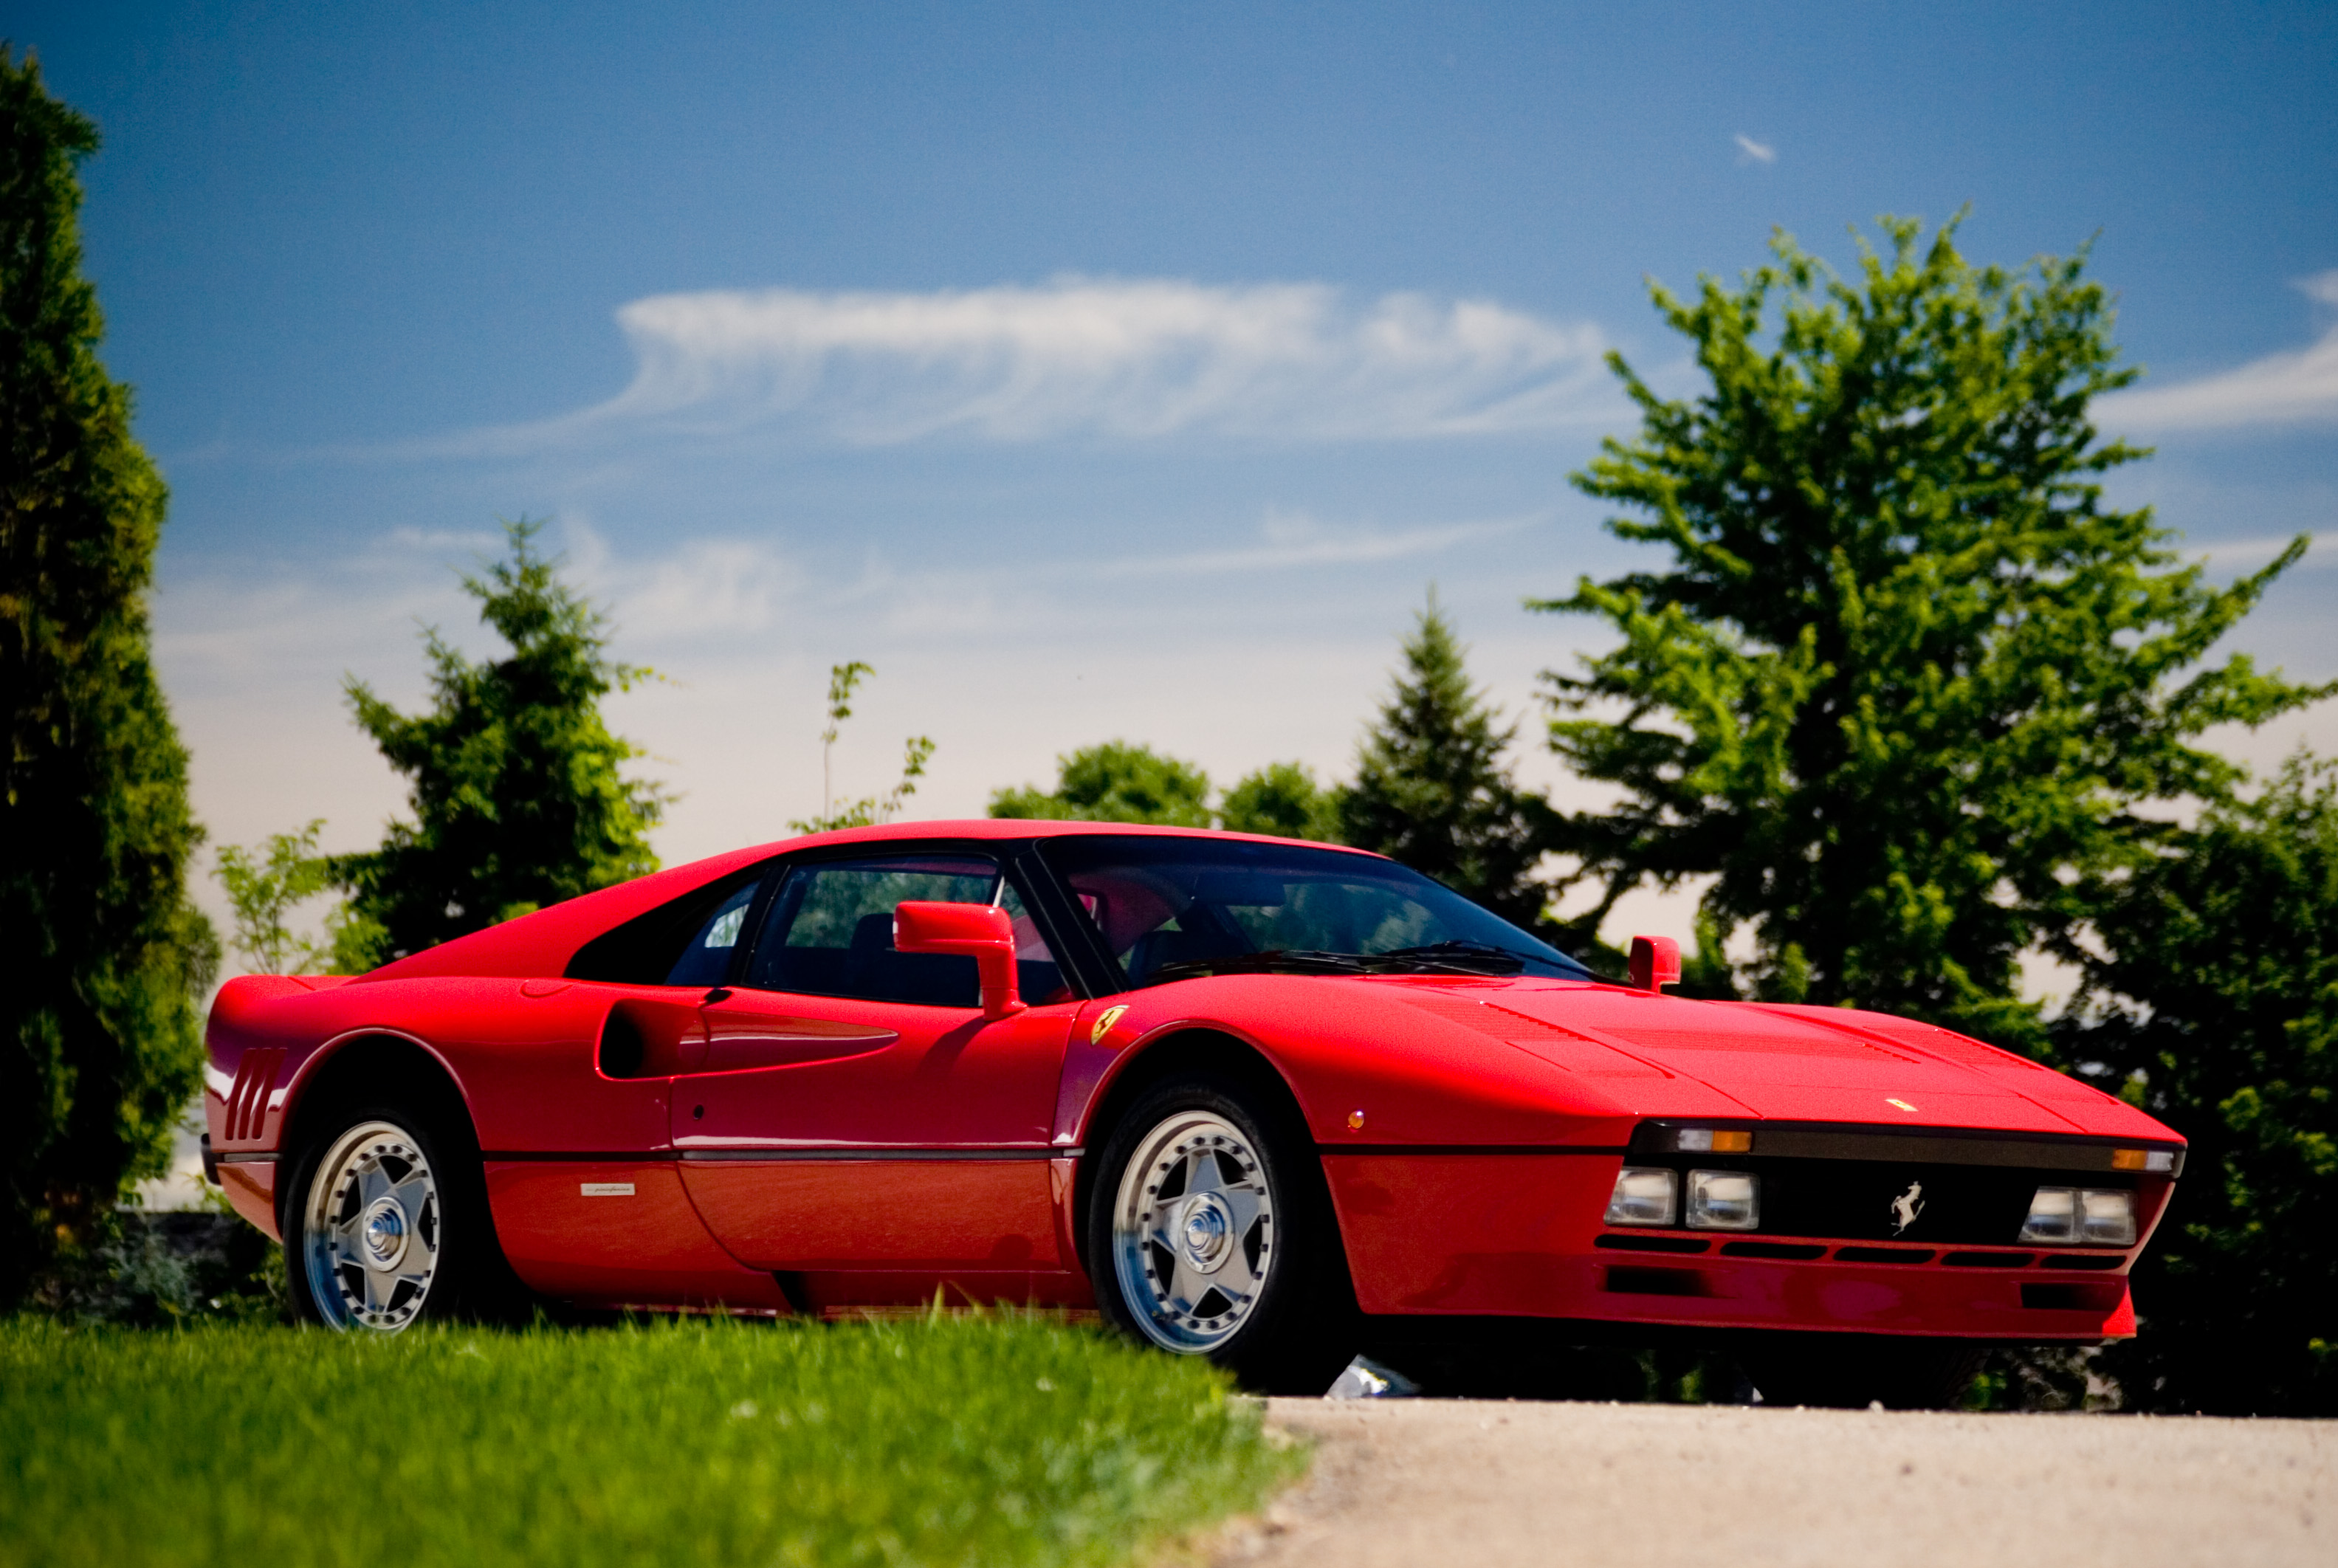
227 1048 285 1142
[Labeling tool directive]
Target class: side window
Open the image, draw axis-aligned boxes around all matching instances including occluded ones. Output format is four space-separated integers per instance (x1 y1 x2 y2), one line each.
565 864 774 985
997 879 1071 1005
744 855 996 1006
662 880 760 988
739 853 1070 1007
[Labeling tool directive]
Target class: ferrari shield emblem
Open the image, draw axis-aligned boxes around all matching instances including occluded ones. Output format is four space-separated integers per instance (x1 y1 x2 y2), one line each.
1090 1005 1130 1045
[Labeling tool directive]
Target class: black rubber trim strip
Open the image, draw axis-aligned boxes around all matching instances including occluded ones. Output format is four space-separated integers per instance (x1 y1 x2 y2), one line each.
1319 1144 1629 1157
212 1152 278 1164
1630 1118 2186 1176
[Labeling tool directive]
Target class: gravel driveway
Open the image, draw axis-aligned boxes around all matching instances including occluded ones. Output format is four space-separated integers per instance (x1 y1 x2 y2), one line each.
1212 1398 2334 1568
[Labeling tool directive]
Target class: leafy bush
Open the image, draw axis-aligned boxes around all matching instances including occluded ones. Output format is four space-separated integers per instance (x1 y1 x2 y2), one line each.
2055 756 2338 1414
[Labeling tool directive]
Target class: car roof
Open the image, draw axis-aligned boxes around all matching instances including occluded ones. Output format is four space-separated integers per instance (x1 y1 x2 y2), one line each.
720 817 1392 859
358 819 1391 983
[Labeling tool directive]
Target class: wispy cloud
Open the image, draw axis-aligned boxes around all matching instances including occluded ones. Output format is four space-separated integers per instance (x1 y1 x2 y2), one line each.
1070 507 1547 582
441 278 1618 454
2103 271 2338 432
1733 134 1776 165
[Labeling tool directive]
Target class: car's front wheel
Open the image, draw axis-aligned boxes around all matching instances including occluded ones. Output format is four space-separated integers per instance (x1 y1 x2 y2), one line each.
284 1097 512 1332
1087 1071 1354 1392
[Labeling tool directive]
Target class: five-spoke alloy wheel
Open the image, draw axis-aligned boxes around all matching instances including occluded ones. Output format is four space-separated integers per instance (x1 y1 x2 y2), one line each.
1088 1070 1356 1390
300 1118 443 1331
1110 1111 1276 1351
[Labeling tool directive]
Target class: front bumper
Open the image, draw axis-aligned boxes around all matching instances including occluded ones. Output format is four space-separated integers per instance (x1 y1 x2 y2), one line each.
1323 1133 2173 1340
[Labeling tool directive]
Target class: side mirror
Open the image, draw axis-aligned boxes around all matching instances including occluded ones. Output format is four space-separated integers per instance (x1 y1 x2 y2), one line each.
893 901 1026 1020
1629 935 1680 994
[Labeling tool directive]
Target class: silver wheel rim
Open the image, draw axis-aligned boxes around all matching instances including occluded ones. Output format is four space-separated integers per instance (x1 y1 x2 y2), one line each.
303 1119 441 1332
1111 1111 1275 1352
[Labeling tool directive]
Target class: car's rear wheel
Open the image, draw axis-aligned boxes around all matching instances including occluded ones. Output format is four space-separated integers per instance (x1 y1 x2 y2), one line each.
284 1096 515 1333
1087 1071 1355 1392
1739 1333 1985 1409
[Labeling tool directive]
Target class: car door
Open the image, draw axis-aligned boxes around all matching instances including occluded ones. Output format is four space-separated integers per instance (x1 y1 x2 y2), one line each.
472 871 794 1308
672 849 1081 1305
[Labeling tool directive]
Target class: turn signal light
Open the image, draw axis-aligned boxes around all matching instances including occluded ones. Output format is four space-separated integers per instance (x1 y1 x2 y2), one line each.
1677 1128 1753 1154
2109 1148 2176 1173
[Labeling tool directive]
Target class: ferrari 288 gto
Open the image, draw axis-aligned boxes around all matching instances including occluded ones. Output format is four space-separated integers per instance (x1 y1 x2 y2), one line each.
204 821 2182 1402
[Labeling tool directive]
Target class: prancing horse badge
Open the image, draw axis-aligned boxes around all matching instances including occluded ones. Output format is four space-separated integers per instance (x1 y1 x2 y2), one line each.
1889 1180 1926 1234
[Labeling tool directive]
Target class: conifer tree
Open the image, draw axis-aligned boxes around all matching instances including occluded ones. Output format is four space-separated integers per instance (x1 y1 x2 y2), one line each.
336 520 664 958
1340 594 1553 929
0 50 216 1304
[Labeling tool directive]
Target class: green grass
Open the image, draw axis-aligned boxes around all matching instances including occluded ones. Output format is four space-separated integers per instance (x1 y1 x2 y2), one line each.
0 1313 1302 1568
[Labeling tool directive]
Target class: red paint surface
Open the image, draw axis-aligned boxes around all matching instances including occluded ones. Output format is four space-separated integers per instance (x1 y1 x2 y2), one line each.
486 1160 791 1310
680 1160 1059 1270
202 819 2184 1328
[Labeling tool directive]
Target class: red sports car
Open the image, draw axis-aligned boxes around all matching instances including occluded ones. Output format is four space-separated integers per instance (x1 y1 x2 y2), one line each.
204 821 2181 1401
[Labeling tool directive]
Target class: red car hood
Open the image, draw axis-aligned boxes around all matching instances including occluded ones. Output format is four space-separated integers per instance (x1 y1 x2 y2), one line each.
1437 982 2172 1141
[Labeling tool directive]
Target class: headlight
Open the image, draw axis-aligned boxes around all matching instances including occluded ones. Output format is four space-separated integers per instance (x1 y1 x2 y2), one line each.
1605 1166 1678 1226
2019 1186 2077 1243
2021 1186 2136 1246
2078 1188 2136 1246
1685 1169 1759 1230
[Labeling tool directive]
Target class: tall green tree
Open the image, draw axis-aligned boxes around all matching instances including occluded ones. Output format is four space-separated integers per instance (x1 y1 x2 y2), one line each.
990 741 1214 826
1535 216 2323 1045
1220 761 1342 842
2060 755 2338 1415
0 51 216 1304
337 520 664 958
1341 593 1553 930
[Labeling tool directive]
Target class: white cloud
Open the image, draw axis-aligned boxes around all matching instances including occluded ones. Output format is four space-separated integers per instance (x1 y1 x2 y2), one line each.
1071 507 1548 582
1733 134 1775 165
2103 270 2338 432
450 278 1618 453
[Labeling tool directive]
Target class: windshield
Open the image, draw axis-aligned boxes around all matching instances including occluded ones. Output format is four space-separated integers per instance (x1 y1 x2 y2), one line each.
1037 835 1595 987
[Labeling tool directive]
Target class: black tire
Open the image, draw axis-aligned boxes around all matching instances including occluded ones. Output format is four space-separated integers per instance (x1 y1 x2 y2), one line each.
1085 1070 1357 1393
281 1088 524 1332
1739 1333 1985 1409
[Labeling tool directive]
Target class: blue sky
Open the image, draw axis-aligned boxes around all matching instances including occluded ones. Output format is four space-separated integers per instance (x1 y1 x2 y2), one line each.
18 1 2338 954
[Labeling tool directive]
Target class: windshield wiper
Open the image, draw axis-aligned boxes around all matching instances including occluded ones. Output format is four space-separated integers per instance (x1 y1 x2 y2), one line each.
1378 941 1533 974
1139 944 1526 986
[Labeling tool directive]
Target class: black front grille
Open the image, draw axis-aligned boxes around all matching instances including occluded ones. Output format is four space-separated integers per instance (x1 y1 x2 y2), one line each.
1635 1155 2136 1248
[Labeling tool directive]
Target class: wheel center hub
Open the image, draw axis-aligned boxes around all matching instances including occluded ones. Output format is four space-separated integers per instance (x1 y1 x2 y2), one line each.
362 1196 408 1270
1177 1193 1234 1273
